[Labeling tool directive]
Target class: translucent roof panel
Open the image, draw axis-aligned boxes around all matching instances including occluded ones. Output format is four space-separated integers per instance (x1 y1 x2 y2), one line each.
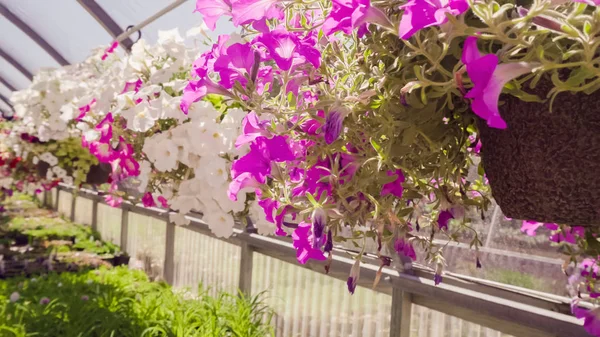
0 16 60 74
0 0 114 64
96 0 236 47
0 57 31 90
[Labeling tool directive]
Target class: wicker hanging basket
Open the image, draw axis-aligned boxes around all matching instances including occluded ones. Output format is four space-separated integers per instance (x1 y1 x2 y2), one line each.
477 74 600 226
85 163 112 185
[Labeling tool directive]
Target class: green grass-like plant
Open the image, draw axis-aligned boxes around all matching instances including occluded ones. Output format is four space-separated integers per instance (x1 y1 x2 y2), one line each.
0 267 274 337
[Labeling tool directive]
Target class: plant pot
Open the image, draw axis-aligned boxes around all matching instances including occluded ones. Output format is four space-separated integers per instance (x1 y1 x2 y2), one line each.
112 253 130 267
36 161 50 178
85 163 111 185
477 74 600 226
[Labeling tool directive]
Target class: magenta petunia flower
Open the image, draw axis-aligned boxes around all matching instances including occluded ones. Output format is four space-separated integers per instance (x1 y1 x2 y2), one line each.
394 237 416 261
347 259 361 294
142 192 156 208
323 0 392 36
323 110 347 144
235 111 271 148
157 195 169 208
229 136 295 200
194 0 232 31
180 78 230 114
437 210 453 230
121 79 143 94
105 194 123 208
549 226 585 244
572 300 600 336
462 36 537 129
89 142 118 163
311 208 327 248
231 0 283 26
292 222 327 264
399 0 469 39
381 169 405 198
96 113 114 143
257 29 321 71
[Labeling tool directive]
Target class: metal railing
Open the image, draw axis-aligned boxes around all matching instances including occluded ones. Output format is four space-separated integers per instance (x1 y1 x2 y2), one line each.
44 184 588 337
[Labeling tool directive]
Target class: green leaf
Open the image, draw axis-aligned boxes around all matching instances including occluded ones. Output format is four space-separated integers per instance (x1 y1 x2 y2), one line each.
306 192 318 207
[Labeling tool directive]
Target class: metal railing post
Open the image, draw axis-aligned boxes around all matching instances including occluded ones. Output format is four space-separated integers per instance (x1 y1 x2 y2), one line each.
70 194 76 222
163 221 176 284
91 199 98 232
238 240 254 296
390 287 412 337
120 207 129 252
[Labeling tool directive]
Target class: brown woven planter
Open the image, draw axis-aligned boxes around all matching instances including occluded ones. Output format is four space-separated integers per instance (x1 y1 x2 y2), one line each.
477 74 600 226
36 161 50 178
85 163 112 185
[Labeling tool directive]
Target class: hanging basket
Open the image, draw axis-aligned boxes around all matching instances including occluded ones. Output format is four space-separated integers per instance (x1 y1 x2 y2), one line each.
36 161 50 178
84 163 112 185
477 74 600 226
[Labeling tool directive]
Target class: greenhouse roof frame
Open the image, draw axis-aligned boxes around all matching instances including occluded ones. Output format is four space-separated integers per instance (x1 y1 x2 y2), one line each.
0 0 202 100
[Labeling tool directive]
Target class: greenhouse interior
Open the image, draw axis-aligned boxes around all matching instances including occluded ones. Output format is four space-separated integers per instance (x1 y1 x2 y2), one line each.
1 0 599 336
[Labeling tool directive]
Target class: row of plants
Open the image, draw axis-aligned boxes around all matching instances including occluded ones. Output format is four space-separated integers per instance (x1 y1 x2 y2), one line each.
0 266 273 337
1 0 600 333
0 194 274 336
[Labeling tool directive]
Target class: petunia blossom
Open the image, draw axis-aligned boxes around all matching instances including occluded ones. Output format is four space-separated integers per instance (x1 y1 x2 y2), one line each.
394 237 416 260
142 192 156 208
180 78 231 114
235 111 271 148
381 169 405 198
257 29 321 71
194 0 232 31
292 222 327 264
437 210 453 230
572 300 600 336
462 36 537 129
399 0 469 39
231 0 283 27
323 0 392 36
323 110 348 144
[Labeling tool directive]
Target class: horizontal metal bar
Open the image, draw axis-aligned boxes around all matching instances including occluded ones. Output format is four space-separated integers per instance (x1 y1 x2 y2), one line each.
0 3 69 66
114 0 188 44
56 183 586 336
76 0 134 51
0 47 33 81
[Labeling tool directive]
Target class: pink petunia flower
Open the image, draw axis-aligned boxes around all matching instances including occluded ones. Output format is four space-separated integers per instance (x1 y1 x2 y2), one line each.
381 169 405 198
292 222 327 264
194 0 232 30
323 0 392 36
461 36 537 129
399 0 469 39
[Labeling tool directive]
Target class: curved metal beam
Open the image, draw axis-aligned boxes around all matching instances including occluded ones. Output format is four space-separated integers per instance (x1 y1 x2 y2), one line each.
0 3 69 66
0 47 33 81
77 0 134 51
0 92 13 109
0 76 16 92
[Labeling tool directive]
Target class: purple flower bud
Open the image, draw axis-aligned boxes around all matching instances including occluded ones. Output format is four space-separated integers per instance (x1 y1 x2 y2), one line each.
323 110 346 144
434 274 443 286
324 230 333 253
311 208 327 248
81 295 89 301
476 258 482 269
347 259 361 294
40 297 50 305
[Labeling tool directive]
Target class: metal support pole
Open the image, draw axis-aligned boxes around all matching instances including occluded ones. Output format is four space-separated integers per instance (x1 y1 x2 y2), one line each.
120 207 129 252
70 194 76 222
484 205 501 248
91 199 98 232
163 221 176 284
238 241 254 296
390 288 412 337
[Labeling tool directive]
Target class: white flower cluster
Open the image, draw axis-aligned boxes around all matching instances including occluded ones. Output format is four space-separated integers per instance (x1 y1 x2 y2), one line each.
4 27 273 238
142 101 247 237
